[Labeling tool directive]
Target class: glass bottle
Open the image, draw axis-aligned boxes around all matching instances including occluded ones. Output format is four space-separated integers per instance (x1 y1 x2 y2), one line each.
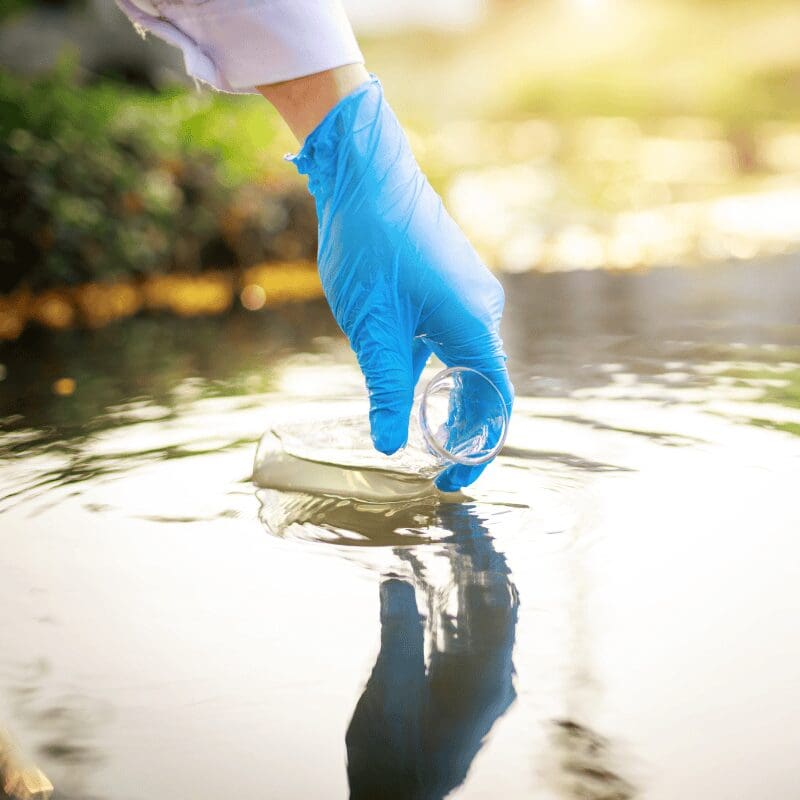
253 367 509 501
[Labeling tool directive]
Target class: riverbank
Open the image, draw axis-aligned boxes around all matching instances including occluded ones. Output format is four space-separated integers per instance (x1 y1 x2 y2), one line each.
0 261 321 341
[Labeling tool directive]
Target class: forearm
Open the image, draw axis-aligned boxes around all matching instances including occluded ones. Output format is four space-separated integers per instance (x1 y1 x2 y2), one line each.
257 64 371 143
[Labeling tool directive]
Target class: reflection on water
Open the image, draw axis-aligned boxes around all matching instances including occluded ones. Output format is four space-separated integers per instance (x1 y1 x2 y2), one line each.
257 489 442 547
346 504 517 800
1 259 800 798
256 484 522 795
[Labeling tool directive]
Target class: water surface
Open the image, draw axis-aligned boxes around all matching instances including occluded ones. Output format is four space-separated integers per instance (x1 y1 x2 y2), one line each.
1 257 799 799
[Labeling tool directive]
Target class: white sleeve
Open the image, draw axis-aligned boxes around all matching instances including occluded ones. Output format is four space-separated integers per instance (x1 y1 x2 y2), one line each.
115 0 364 93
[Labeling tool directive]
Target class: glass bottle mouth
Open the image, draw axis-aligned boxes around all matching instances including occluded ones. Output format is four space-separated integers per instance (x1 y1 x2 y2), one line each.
418 367 509 467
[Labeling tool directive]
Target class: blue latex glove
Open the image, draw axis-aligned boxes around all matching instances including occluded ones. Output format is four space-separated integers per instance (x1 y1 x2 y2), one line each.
288 76 513 491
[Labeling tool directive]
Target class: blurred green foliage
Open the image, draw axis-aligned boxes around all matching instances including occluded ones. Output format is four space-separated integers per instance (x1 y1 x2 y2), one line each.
724 365 800 409
0 62 302 292
0 0 33 23
749 418 800 437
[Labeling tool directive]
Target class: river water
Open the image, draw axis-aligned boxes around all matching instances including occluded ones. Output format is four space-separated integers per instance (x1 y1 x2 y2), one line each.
1 257 799 799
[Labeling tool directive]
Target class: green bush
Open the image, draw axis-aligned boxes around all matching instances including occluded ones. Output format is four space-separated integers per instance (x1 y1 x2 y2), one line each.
0 63 309 292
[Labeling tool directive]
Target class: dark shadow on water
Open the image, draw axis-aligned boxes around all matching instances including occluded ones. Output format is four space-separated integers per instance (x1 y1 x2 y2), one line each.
527 416 704 447
0 431 257 514
545 719 636 800
345 503 519 800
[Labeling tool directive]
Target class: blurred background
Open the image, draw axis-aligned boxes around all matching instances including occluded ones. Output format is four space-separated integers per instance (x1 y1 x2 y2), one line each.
2 0 800 426
2 0 800 439
3 0 800 317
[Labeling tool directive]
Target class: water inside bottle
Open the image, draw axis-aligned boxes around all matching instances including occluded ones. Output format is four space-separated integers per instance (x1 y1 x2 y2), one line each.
252 414 439 502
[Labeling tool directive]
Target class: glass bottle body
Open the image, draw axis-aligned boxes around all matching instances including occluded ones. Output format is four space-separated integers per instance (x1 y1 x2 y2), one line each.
253 367 508 501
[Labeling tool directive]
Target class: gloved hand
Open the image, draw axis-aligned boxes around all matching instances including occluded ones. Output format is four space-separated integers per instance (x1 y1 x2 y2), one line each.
288 76 513 491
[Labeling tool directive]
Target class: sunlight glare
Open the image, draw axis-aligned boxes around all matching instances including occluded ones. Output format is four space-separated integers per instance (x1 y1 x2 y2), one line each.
571 0 611 16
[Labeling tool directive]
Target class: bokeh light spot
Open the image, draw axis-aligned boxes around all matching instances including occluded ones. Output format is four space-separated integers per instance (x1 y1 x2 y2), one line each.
240 284 267 311
52 377 76 397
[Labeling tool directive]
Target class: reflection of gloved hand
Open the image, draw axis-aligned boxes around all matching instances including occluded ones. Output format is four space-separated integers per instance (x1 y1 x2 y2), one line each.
288 76 513 491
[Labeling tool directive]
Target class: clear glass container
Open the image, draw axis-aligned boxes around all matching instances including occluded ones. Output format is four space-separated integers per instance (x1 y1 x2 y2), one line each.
253 367 509 501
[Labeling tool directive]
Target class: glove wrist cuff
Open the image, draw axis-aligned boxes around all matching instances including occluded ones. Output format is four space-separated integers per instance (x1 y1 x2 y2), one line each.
285 74 381 191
